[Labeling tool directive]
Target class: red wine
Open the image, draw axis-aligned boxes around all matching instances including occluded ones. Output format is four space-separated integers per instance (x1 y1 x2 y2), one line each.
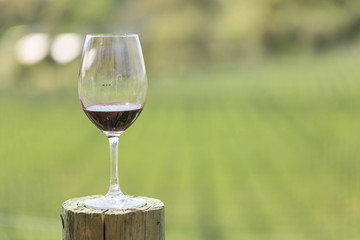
83 103 143 132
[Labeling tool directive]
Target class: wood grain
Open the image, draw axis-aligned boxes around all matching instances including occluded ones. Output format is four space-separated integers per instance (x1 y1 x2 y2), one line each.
62 196 165 240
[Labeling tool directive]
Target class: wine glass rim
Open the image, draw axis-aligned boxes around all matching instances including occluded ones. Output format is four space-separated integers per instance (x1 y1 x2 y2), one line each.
86 33 139 38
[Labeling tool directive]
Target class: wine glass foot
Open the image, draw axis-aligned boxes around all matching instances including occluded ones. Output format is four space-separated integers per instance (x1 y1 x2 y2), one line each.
84 195 146 210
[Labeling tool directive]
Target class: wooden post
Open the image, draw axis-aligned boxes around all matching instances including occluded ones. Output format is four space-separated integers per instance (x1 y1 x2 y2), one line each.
61 195 165 240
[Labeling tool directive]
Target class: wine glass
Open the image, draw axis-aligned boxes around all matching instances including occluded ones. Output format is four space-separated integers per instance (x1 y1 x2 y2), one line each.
78 34 147 209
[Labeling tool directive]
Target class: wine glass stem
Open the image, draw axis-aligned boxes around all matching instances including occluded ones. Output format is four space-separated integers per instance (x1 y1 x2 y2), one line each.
107 136 124 197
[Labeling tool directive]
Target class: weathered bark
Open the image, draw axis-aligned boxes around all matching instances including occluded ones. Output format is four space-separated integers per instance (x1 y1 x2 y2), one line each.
62 195 165 240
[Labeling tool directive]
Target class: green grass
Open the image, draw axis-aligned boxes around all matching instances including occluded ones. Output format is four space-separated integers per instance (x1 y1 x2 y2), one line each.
1 45 360 239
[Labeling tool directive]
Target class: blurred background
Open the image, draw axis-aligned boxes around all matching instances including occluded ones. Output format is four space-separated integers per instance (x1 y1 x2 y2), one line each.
1 0 360 239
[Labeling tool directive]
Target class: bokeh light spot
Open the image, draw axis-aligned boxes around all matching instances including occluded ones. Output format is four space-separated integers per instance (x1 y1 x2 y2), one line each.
51 33 83 64
15 33 50 65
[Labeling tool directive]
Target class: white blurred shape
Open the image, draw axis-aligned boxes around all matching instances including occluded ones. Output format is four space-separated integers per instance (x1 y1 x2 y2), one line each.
15 33 50 65
85 48 96 69
51 33 82 64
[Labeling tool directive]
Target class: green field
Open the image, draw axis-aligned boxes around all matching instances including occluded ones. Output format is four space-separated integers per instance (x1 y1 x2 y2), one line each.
1 46 360 239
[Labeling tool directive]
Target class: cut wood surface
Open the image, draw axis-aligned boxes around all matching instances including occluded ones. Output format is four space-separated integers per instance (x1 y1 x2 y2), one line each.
62 195 165 240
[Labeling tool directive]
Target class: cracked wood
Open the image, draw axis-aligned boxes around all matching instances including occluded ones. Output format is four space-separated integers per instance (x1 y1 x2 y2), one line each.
62 195 165 240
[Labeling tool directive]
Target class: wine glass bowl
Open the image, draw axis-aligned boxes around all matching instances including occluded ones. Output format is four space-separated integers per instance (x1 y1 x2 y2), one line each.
78 34 147 209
